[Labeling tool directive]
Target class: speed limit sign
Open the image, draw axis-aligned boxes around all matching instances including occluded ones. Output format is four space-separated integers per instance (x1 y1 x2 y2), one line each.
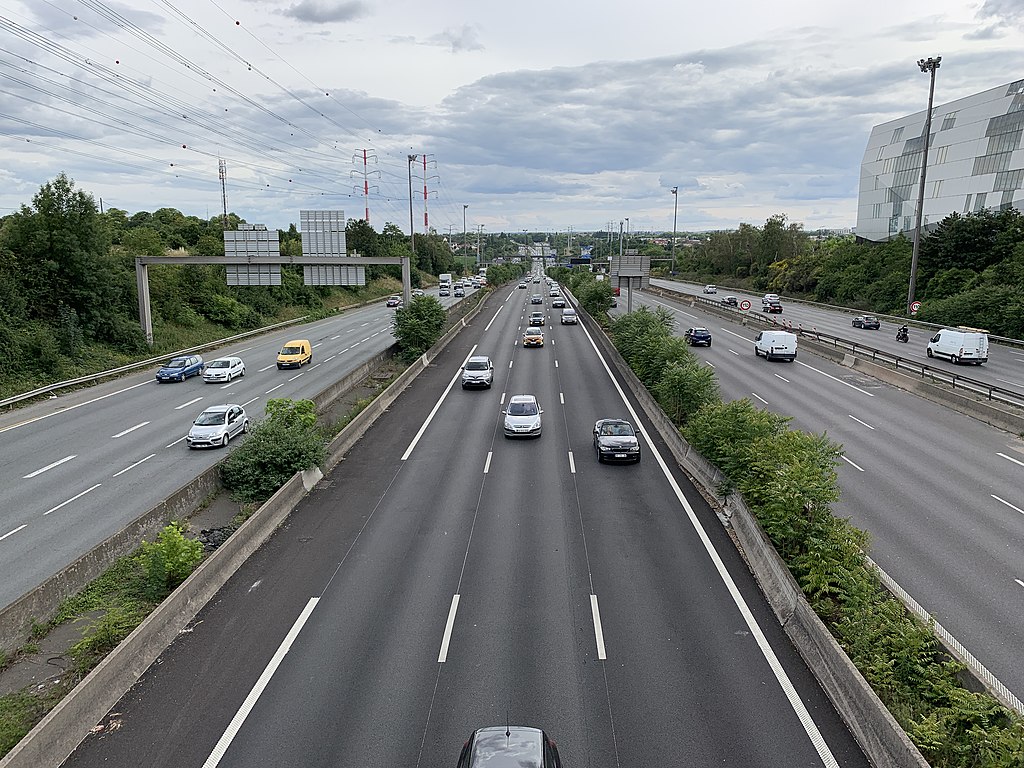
910 301 922 313
739 299 752 311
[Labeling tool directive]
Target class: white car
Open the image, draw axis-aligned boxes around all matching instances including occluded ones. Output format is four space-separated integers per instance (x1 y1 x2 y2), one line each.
502 394 543 438
762 293 780 305
202 356 246 383
703 284 717 294
186 404 250 449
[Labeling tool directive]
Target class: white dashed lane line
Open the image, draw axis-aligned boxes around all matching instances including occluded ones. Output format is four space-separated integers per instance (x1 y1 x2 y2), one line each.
111 421 150 438
23 455 76 479
45 483 102 515
992 495 1024 515
841 455 865 472
751 392 768 405
848 415 875 430
0 525 27 542
998 452 1024 468
483 452 492 474
113 454 156 478
174 398 203 411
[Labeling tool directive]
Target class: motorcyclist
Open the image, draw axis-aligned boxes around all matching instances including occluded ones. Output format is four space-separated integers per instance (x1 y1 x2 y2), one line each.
896 324 909 342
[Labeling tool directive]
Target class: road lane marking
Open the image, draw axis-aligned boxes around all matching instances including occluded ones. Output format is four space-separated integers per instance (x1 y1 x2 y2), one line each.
324 355 337 363
997 452 1024 468
560 392 564 404
568 451 576 474
0 525 27 542
312 342 324 348
309 363 322 370
729 349 739 356
0 381 152 435
773 373 790 383
841 455 865 472
165 436 187 448
992 495 1024 515
401 346 477 461
258 364 275 372
483 452 492 474
361 322 370 327
265 384 286 394
751 392 768 405
1016 579 1024 588
577 318 840 767
111 421 150 438
331 335 341 340
509 360 513 369
113 454 157 477
45 484 102 515
23 455 76 479
795 360 874 397
241 397 259 408
590 594 607 660
500 392 506 404
202 598 319 768
484 306 504 331
848 415 875 430
287 373 305 381
437 594 461 663
554 360 559 368
174 398 203 411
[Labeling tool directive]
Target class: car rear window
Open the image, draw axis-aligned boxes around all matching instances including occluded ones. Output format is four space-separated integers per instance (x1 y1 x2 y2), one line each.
469 729 544 768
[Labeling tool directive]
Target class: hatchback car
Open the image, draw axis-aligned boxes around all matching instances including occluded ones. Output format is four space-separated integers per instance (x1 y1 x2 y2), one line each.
529 311 545 326
530 294 544 305
156 355 204 383
186 404 249 449
454 286 466 297
762 293 780 304
721 296 739 307
551 297 566 308
518 282 528 289
852 315 880 329
440 287 451 297
386 294 402 307
594 418 641 463
549 288 560 297
202 356 245 383
684 327 712 347
456 725 563 768
503 395 543 438
461 355 494 389
412 288 424 297
523 328 545 347
763 300 783 313
703 284 717 294
560 308 578 324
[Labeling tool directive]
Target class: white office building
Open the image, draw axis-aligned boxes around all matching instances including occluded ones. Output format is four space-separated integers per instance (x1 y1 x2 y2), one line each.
857 79 1024 242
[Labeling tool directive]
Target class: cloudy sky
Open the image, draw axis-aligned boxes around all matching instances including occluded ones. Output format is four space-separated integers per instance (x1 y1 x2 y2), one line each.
1 0 1022 236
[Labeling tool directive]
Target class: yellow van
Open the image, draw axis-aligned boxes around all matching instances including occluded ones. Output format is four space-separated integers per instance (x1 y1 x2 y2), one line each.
277 339 312 369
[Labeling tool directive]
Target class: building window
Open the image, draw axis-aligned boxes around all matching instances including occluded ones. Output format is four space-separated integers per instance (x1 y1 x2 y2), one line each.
882 157 897 174
940 112 957 130
974 193 988 212
877 146 885 161
973 152 1013 176
891 126 905 144
1001 190 1016 210
872 203 883 218
963 194 973 213
989 131 1022 153
1006 79 1024 96
931 180 943 198
994 169 1024 191
935 145 949 164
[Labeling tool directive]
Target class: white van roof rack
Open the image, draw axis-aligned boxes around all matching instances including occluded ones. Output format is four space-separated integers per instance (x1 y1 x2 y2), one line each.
955 326 990 334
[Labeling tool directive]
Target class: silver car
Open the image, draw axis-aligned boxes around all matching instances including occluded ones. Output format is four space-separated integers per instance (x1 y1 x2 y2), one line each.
461 355 494 389
202 356 246 383
186 404 249 449
503 394 543 438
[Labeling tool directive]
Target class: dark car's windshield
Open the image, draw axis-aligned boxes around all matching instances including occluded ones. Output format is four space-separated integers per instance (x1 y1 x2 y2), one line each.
600 422 633 436
164 359 187 368
194 412 227 426
508 402 538 416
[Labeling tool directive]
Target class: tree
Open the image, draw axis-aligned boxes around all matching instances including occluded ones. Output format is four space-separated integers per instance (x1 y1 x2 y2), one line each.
392 295 446 361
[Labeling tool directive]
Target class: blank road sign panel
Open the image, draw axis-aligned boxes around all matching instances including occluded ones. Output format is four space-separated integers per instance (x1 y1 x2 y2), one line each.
304 264 365 286
301 210 347 256
226 264 281 286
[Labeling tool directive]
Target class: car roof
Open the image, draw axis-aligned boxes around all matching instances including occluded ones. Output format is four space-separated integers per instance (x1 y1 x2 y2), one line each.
209 356 240 363
200 403 240 414
690 327 709 332
509 394 537 403
596 418 632 427
467 355 491 363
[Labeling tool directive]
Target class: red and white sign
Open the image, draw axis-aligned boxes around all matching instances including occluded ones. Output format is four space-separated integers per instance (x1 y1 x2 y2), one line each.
739 299 752 311
910 301 922 313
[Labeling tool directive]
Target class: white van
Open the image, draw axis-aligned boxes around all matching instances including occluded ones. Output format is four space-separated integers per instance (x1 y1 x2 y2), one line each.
754 330 797 361
926 327 989 365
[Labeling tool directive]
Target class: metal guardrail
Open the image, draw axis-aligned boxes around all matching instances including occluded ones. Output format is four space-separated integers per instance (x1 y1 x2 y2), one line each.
650 288 1024 411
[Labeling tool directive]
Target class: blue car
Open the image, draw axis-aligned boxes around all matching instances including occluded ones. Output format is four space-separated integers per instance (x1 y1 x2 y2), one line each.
156 354 205 382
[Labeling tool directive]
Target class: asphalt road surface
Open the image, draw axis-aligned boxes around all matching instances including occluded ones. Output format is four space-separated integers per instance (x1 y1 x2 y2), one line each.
65 283 869 768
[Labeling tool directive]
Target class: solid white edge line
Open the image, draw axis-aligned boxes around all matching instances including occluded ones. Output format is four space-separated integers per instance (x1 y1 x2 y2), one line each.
992 494 1024 515
401 346 477 461
112 453 157 477
0 525 27 541
483 452 492 474
576 320 840 767
44 483 102 515
438 594 461 663
840 455 865 472
590 594 607 660
23 454 77 479
484 306 504 331
568 451 576 474
202 597 319 768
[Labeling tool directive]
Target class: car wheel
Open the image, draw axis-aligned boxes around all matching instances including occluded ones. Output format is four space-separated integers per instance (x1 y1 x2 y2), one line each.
277 364 283 369
950 354 958 364
240 367 245 377
766 352 773 361
179 373 185 382
926 348 933 358
707 340 712 347
242 420 250 433
221 434 230 447
754 347 760 357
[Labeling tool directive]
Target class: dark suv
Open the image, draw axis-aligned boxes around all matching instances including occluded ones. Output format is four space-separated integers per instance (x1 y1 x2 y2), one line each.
684 327 712 346
456 726 562 768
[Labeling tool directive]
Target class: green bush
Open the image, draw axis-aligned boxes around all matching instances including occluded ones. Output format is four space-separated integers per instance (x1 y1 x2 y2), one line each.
135 522 204 601
392 295 447 362
653 359 719 425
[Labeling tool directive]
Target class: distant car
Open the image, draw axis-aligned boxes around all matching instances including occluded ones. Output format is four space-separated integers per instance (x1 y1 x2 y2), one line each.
186 404 249 449
703 284 717 294
533 277 541 283
456 725 563 768
763 300 783 313
502 395 543 438
552 297 566 308
518 282 528 289
454 286 466 297
529 311 545 326
523 327 545 347
560 308 578 324
593 418 641 463
277 339 312 369
386 294 402 307
721 296 739 307
156 355 204 383
762 293 780 305
684 327 712 347
549 288 560 297
439 287 451 297
202 356 245 383
852 315 880 329
412 288 424 297
531 294 544 304
461 355 494 389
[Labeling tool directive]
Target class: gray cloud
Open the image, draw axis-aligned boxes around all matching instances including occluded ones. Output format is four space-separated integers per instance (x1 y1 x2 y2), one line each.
427 25 484 53
280 1 368 24
979 0 1024 22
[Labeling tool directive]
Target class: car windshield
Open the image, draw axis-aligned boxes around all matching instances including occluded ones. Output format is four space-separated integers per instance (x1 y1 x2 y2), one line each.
164 359 187 368
281 346 301 354
466 360 489 370
601 422 633 436
864 316 877 321
194 412 227 426
508 402 538 416
208 360 230 368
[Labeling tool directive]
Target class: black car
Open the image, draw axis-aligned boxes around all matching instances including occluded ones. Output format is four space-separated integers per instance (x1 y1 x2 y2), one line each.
593 418 641 463
852 315 880 329
721 295 739 307
530 294 544 304
763 300 783 313
684 327 712 347
457 726 562 768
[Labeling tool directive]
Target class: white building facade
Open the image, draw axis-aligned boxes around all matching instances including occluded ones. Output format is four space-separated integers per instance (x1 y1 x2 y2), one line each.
857 79 1024 242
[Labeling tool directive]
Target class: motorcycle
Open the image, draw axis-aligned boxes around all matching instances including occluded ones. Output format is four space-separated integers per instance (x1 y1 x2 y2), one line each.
896 326 909 343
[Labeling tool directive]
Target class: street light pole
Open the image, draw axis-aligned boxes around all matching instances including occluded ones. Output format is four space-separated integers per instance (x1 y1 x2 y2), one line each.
670 186 678 271
908 55 941 315
405 154 417 304
463 204 468 270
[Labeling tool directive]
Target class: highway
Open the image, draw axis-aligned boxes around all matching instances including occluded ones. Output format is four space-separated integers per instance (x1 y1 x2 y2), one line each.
0 288 474 610
649 278 1024 395
64 282 869 767
618 283 1024 705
